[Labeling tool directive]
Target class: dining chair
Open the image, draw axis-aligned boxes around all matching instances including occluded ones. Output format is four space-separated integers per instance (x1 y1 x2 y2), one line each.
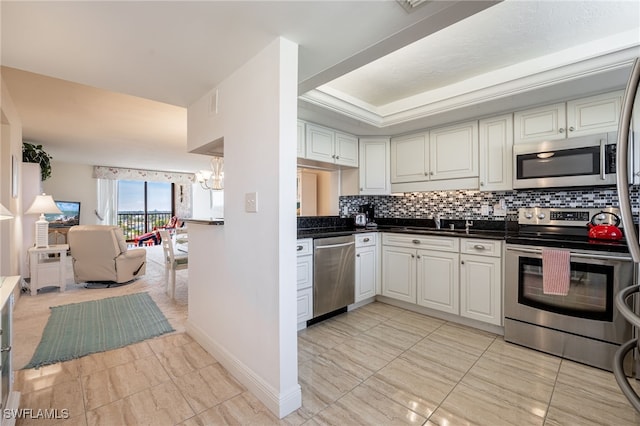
158 229 188 299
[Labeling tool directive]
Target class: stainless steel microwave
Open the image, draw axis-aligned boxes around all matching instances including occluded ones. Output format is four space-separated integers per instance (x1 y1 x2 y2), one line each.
513 132 618 189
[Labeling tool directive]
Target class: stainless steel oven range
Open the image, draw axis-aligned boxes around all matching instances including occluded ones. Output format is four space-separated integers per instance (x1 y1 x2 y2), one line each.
505 207 635 373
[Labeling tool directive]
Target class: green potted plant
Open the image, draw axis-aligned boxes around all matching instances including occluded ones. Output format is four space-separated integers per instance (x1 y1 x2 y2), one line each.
22 142 52 181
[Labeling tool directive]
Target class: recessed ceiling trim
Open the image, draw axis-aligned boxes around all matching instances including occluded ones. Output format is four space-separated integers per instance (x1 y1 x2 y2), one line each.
301 45 639 129
396 0 432 14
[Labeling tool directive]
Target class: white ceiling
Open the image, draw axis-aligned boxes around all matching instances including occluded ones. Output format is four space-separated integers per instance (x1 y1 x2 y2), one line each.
1 1 639 173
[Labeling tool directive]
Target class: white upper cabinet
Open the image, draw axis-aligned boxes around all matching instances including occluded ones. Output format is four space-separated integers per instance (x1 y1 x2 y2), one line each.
514 102 566 144
566 91 624 138
479 114 513 191
305 123 335 163
359 137 391 195
304 123 358 167
390 132 429 183
429 120 478 181
335 132 359 167
297 120 305 158
514 91 623 144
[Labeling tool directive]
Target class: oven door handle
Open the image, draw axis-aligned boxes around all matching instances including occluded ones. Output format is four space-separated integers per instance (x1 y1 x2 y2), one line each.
506 246 632 262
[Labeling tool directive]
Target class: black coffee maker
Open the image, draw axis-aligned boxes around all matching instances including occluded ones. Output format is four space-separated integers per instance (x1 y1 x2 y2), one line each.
359 204 376 227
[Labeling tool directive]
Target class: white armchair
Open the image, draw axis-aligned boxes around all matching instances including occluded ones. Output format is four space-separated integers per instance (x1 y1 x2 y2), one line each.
68 225 146 284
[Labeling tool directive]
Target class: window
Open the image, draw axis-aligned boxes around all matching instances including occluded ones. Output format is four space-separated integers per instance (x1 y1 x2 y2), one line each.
117 180 173 241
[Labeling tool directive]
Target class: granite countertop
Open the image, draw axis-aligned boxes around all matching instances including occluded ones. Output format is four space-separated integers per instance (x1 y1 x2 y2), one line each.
297 224 507 240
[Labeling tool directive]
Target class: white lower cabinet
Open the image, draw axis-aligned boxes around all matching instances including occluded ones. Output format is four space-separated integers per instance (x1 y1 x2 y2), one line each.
382 245 416 303
416 250 459 315
296 239 313 328
355 233 378 303
382 233 459 307
459 239 503 326
382 233 502 326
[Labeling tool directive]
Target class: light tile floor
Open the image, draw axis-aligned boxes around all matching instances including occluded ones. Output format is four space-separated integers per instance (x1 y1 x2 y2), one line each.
12 247 640 425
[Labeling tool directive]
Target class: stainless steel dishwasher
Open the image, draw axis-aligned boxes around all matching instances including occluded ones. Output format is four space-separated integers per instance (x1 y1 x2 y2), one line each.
313 235 355 318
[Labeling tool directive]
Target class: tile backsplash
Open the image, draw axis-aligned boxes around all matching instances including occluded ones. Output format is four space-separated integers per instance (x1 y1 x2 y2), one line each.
339 187 640 222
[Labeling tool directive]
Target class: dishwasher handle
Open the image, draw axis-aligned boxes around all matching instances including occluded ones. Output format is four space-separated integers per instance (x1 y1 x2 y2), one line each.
315 241 355 250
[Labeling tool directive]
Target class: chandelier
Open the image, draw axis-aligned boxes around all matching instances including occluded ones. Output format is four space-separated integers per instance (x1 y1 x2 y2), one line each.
195 156 224 191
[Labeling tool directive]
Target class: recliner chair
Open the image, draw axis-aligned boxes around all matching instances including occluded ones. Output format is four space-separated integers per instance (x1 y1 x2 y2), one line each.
68 225 146 284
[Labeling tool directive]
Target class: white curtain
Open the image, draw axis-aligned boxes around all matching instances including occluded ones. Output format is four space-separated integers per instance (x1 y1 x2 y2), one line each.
96 178 118 225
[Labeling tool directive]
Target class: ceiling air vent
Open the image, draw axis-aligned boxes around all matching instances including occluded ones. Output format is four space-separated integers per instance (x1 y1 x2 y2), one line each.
396 0 430 13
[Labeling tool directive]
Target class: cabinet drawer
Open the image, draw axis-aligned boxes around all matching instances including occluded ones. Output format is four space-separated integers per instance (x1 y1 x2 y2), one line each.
355 233 377 247
382 233 459 252
296 239 313 256
460 239 502 257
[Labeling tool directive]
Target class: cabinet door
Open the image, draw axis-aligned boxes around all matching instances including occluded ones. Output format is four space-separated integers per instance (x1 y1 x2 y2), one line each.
479 114 513 191
297 287 313 324
355 245 377 302
566 91 623 138
416 250 459 315
296 254 313 291
359 138 390 195
460 254 501 326
297 120 305 158
429 121 478 180
382 246 416 303
514 103 566 144
305 123 335 163
335 132 359 167
390 133 429 183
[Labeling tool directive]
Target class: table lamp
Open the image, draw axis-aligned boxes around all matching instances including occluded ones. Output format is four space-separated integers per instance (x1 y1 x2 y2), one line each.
25 193 62 248
0 203 13 221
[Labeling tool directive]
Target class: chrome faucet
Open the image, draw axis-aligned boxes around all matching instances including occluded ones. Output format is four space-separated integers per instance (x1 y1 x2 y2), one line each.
465 220 473 233
434 212 441 229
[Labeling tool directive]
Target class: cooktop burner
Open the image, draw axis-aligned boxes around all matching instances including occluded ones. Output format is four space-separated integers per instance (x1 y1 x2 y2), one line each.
506 207 629 253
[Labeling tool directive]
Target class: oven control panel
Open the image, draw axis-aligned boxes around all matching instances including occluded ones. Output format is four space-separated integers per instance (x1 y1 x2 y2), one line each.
518 207 621 226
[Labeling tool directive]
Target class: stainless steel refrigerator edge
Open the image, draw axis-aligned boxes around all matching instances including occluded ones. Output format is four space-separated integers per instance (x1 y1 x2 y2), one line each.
614 56 640 412
313 235 355 318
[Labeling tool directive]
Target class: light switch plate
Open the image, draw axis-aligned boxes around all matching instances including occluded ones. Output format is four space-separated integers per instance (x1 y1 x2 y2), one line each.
480 204 490 216
245 192 258 213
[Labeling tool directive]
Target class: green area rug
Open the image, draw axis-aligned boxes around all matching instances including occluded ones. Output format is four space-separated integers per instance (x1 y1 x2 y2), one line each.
25 292 174 369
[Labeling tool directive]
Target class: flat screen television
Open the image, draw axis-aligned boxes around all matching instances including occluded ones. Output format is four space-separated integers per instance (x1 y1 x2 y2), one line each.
45 200 80 228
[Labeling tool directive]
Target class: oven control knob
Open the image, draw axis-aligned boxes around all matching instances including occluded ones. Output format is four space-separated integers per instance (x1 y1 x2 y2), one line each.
525 212 533 219
537 213 546 220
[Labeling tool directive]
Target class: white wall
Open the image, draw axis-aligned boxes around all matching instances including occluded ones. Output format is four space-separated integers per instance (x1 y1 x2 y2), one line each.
186 37 300 417
42 161 97 225
191 184 223 219
0 77 24 278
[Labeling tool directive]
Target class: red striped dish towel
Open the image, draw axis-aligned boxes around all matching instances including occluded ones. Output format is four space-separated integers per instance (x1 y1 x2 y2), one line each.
542 248 571 296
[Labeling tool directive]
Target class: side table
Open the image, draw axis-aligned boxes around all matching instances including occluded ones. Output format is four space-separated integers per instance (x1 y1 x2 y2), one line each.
28 244 69 296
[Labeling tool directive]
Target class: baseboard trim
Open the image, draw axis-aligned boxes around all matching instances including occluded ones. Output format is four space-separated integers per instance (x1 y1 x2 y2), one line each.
186 320 301 418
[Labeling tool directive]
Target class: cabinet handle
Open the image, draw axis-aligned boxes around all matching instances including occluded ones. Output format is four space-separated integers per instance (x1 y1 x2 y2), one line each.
412 239 420 244
429 171 434 175
569 126 575 132
331 154 336 159
363 238 370 242
297 245 303 251
474 244 486 250
424 172 428 176
480 181 484 186
461 260 465 265
336 156 339 159
356 254 360 257
360 187 363 191
417 255 421 259
0 346 11 353
559 128 565 133
411 254 415 258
